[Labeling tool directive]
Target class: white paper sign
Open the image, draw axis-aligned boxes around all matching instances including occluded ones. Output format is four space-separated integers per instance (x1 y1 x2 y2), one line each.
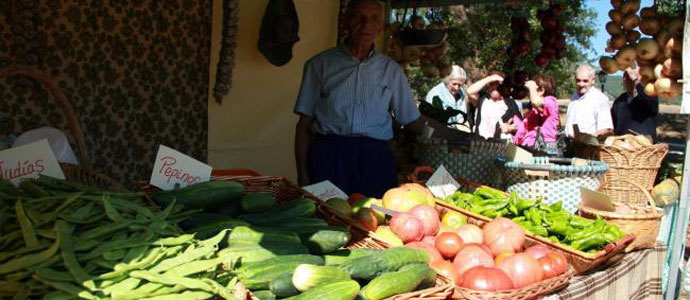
425 165 460 198
302 180 348 201
150 145 212 190
0 139 65 185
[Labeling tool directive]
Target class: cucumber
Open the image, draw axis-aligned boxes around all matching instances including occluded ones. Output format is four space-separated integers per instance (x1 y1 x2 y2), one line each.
252 290 276 300
260 218 329 234
338 247 429 280
240 198 315 225
269 272 300 298
359 263 436 300
235 254 324 276
152 181 244 209
218 242 309 268
240 262 307 291
227 226 301 246
299 227 351 254
192 219 251 239
293 280 360 300
179 213 236 230
241 193 276 213
292 264 351 292
323 249 379 266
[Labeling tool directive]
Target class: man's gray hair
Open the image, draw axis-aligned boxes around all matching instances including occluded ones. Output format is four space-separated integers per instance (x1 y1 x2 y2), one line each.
444 65 467 84
576 64 596 79
346 0 385 18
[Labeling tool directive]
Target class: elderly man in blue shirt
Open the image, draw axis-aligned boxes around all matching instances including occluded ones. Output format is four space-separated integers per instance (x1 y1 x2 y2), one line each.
294 0 459 197
424 65 470 131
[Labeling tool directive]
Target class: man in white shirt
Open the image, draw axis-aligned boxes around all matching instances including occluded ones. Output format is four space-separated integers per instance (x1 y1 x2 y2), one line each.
564 65 614 137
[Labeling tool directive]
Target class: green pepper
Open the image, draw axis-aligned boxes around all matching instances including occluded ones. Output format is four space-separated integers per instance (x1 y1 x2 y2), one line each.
571 235 609 251
475 202 509 216
512 216 527 222
569 216 594 229
548 236 560 243
548 220 576 237
474 186 507 200
530 225 549 237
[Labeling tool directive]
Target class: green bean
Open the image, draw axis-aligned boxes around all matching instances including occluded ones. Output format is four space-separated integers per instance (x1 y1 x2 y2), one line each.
56 221 95 291
129 270 213 292
202 278 239 300
19 180 51 198
37 193 83 226
57 212 103 225
94 274 127 289
163 258 221 277
87 258 116 270
80 195 154 219
24 206 46 225
34 268 73 283
15 200 39 248
4 270 32 281
0 226 60 275
112 284 185 300
102 196 124 222
102 277 140 296
98 248 163 280
153 234 195 247
102 249 127 261
78 231 155 261
10 284 29 300
32 275 98 300
0 281 23 293
149 244 215 273
77 220 135 242
121 246 149 264
0 241 50 263
74 239 98 252
36 229 57 240
142 290 213 300
42 291 77 300
67 201 95 221
34 254 61 269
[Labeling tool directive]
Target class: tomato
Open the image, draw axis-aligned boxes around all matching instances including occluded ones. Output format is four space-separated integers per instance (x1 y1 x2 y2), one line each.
431 260 461 285
538 251 569 279
435 232 464 259
456 224 483 244
494 252 513 265
453 244 494 276
390 212 424 243
410 205 440 236
498 253 544 288
355 208 378 231
441 211 468 229
421 236 436 247
524 245 551 260
347 193 366 204
482 217 525 256
405 242 444 264
458 266 514 291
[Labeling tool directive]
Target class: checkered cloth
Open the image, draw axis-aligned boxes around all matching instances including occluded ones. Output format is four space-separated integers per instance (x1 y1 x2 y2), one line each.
542 244 666 300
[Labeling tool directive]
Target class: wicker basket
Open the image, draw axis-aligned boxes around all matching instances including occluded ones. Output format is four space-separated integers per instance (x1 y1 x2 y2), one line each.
452 266 575 300
575 142 668 207
60 163 128 192
579 179 664 253
140 176 454 300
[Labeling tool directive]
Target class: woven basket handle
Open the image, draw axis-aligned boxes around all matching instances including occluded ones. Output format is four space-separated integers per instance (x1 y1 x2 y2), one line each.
601 178 656 209
0 65 89 167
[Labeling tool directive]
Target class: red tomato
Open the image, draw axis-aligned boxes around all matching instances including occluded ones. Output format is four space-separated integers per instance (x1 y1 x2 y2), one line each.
390 212 424 243
431 260 461 285
410 205 440 236
459 266 514 291
405 242 444 264
538 252 569 279
347 193 366 204
435 232 464 259
498 253 544 288
453 244 495 276
462 242 492 256
483 217 525 256
456 224 483 244
421 236 436 247
524 245 551 260
494 252 513 265
355 208 378 231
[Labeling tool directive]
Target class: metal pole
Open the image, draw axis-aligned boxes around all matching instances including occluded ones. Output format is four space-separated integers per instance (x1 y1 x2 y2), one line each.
664 2 690 298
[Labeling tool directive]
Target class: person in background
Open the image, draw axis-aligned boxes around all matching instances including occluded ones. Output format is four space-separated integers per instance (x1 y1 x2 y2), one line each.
513 74 561 153
611 64 659 142
424 65 469 130
466 71 522 140
564 64 613 138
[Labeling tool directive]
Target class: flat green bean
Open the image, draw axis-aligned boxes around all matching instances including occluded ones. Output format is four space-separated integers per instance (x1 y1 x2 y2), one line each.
67 201 95 221
0 227 60 275
74 239 98 252
34 268 73 283
102 249 126 261
42 291 78 300
0 281 23 293
56 221 95 291
87 258 116 270
202 278 239 300
15 200 39 248
149 245 215 273
77 221 134 242
37 193 83 226
141 290 213 300
4 270 32 281
121 246 149 264
32 275 98 300
102 196 124 222
99 248 164 280
19 180 50 198
0 241 50 263
10 284 29 300
77 231 155 261
102 277 140 296
129 270 213 292
112 284 185 300
163 258 221 277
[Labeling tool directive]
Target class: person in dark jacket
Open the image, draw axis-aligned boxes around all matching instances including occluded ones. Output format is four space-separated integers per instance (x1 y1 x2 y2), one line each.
466 71 522 140
611 64 659 142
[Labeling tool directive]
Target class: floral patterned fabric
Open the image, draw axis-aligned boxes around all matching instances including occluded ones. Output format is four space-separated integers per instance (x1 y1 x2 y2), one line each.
0 0 211 187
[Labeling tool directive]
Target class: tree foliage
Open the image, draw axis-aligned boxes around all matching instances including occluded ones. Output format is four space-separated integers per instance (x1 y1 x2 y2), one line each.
401 1 598 100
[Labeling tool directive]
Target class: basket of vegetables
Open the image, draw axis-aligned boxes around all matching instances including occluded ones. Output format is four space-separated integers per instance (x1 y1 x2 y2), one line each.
141 176 455 300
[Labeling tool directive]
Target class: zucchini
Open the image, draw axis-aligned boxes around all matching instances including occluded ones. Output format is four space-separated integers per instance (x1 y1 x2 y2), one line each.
338 247 429 280
260 218 329 234
192 219 251 239
240 193 276 213
227 226 301 246
292 264 351 292
235 254 324 276
360 263 436 300
269 272 300 298
252 290 276 300
218 242 309 268
293 280 360 300
152 181 245 209
299 227 351 254
323 249 379 266
240 198 315 225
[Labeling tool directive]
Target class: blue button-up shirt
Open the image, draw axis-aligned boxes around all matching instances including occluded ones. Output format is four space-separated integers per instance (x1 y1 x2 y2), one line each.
294 44 420 141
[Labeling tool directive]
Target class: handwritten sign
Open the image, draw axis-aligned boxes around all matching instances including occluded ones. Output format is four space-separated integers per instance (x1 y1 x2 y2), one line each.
150 145 212 190
302 180 348 201
425 165 460 198
0 139 65 185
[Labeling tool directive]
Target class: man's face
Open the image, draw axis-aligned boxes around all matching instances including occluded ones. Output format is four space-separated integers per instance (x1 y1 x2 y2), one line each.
346 1 384 47
575 69 595 96
446 79 463 96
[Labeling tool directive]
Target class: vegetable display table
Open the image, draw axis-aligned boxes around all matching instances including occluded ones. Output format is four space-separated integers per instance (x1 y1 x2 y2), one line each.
543 244 666 300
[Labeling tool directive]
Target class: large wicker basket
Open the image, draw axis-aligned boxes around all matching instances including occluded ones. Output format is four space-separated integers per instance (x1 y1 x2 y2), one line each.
452 266 575 300
575 142 668 207
407 168 634 275
140 176 455 300
579 179 664 252
60 163 128 192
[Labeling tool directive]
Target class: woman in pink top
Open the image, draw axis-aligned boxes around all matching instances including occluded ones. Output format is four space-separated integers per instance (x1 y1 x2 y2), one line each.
513 74 560 148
